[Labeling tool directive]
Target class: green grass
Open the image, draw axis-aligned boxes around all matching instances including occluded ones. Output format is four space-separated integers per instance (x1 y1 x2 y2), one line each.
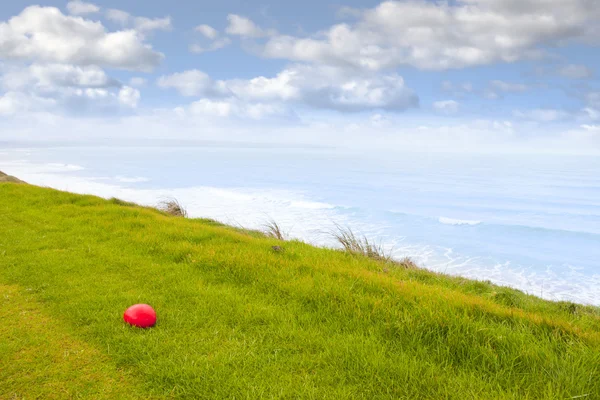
1 182 599 399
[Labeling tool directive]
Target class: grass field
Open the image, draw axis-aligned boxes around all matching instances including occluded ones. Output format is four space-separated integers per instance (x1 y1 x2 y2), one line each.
1 181 599 399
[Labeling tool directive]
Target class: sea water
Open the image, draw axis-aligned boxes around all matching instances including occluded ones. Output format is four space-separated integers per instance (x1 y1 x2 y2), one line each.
1 145 599 305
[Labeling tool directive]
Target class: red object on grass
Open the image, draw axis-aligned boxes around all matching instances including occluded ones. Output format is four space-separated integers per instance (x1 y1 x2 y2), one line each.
123 304 157 328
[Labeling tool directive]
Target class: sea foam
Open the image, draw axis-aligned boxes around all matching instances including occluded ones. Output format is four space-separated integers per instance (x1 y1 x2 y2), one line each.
438 217 482 226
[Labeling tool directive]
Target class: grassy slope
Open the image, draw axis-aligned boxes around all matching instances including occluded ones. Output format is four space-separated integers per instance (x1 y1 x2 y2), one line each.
0 182 599 399
0 284 144 399
0 171 23 183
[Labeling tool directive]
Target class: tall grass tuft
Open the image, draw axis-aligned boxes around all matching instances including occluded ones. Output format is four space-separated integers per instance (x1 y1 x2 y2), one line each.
263 219 287 241
396 257 419 269
108 197 138 207
331 224 391 262
331 225 418 268
158 198 188 218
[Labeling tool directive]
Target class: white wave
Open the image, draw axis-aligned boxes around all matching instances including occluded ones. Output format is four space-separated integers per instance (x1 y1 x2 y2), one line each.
289 200 335 209
45 163 84 172
0 160 84 174
438 217 481 226
114 176 150 183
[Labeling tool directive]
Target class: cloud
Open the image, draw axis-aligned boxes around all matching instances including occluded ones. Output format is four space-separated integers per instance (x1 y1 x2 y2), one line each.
188 98 290 120
433 100 459 114
106 9 130 25
103 9 171 33
118 86 141 108
583 91 600 120
190 38 231 54
1 64 119 91
191 24 231 54
248 0 600 70
129 77 147 87
158 65 418 113
195 24 218 39
134 16 172 33
513 108 570 122
157 70 215 97
583 108 600 120
442 79 532 100
0 86 139 116
586 92 600 109
0 91 56 115
0 62 139 114
0 6 163 71
3 106 599 155
490 80 529 92
559 64 594 79
225 14 274 38
66 1 100 16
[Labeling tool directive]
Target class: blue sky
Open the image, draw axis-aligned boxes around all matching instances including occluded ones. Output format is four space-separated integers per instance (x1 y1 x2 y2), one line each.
0 0 599 153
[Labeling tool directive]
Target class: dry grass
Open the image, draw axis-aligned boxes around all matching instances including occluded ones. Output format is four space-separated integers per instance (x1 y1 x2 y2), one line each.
394 256 419 269
0 171 24 184
331 224 391 262
157 198 188 218
263 219 287 241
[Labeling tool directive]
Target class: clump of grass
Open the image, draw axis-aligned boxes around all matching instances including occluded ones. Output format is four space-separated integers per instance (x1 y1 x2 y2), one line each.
395 257 419 269
157 198 188 218
492 289 523 308
108 197 138 207
332 224 391 262
263 219 287 241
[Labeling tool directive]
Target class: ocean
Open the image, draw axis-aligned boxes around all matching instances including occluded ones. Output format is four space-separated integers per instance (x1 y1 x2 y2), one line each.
1 144 599 305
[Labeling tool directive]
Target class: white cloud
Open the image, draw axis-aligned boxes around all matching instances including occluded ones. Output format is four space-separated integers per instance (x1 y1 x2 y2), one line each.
195 24 218 39
582 124 600 132
559 64 594 79
129 77 147 87
441 81 474 99
582 91 600 120
484 90 500 100
250 0 600 70
191 24 231 53
158 65 418 113
583 108 600 120
0 6 163 71
134 16 172 33
157 70 215 97
190 38 231 54
585 92 600 109
118 86 140 108
1 64 119 91
225 14 274 38
2 107 599 155
433 100 459 114
0 91 56 115
189 99 232 117
187 98 290 120
0 62 139 114
0 85 138 115
66 1 100 15
104 9 171 33
513 108 570 122
490 80 529 92
106 9 130 25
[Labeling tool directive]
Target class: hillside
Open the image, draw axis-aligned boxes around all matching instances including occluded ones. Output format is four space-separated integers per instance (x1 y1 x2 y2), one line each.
0 171 24 183
0 181 599 399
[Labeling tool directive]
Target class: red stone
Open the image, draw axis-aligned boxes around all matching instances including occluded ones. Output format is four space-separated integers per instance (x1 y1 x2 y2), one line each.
123 304 157 328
